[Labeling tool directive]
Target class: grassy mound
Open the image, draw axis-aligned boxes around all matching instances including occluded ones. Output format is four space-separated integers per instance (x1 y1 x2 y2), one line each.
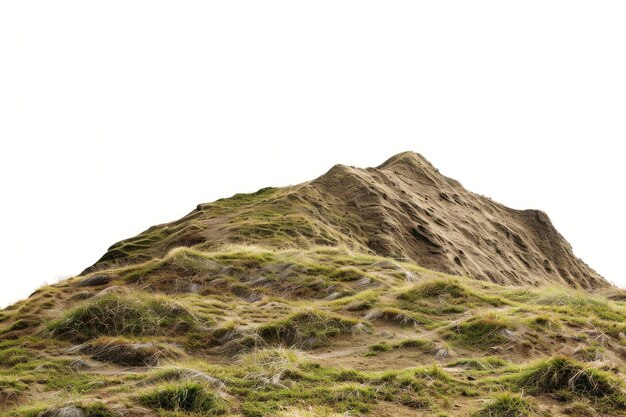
0 347 31 367
445 313 513 348
448 356 509 371
366 338 435 357
363 307 425 327
471 393 539 416
48 294 196 341
237 347 304 388
257 311 359 349
517 356 625 407
80 337 178 366
139 382 226 414
400 279 469 301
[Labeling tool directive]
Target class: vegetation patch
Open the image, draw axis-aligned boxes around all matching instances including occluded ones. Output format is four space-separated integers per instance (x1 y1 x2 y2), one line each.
363 307 426 327
330 267 365 282
444 313 514 348
237 347 304 388
79 336 179 366
536 290 626 323
36 404 116 417
257 311 359 349
275 406 350 417
0 346 32 367
366 338 434 357
48 293 197 341
395 279 498 316
5 245 626 417
563 401 597 417
400 279 469 301
526 314 561 331
139 382 226 414
471 393 539 416
516 356 626 408
448 356 509 371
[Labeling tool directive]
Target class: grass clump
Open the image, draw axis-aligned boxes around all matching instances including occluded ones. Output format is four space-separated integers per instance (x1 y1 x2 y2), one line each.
238 347 304 388
80 336 178 366
449 356 509 371
257 311 358 349
330 267 365 282
400 279 469 301
471 393 539 416
36 404 116 417
445 313 513 348
275 406 350 416
396 279 494 316
517 356 625 408
48 293 196 341
366 338 434 357
0 347 31 367
536 290 626 322
363 307 426 327
526 314 561 331
139 382 226 414
367 343 393 354
563 401 596 417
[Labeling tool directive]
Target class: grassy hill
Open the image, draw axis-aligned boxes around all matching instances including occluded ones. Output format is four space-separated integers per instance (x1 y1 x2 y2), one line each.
1 153 624 416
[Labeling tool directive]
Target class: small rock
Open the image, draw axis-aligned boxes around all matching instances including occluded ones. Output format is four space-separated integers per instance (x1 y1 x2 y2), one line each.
76 274 113 287
248 277 270 286
324 292 342 301
363 309 383 321
95 285 123 297
501 329 519 341
69 359 92 371
434 347 450 358
351 323 369 333
354 277 372 289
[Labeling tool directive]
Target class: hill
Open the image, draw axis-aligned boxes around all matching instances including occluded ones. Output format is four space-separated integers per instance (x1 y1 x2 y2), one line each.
88 152 605 289
1 152 625 417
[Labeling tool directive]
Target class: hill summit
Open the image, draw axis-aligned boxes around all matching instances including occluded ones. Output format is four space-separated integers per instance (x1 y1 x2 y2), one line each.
90 151 606 289
2 152 625 417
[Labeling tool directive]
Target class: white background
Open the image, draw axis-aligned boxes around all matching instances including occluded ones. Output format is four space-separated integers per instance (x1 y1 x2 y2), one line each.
1 1 624 308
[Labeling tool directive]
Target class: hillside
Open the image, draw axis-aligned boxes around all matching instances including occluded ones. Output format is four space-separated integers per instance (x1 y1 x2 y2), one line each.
88 152 605 289
1 152 625 417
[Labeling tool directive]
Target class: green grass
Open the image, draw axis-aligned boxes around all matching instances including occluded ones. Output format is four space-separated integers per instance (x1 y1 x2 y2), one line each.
4 245 626 416
516 356 626 409
400 279 469 301
366 338 434 357
0 347 31 367
139 382 226 414
444 313 513 348
526 314 561 330
47 293 197 341
536 290 626 323
471 393 539 416
257 311 359 349
448 356 509 371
